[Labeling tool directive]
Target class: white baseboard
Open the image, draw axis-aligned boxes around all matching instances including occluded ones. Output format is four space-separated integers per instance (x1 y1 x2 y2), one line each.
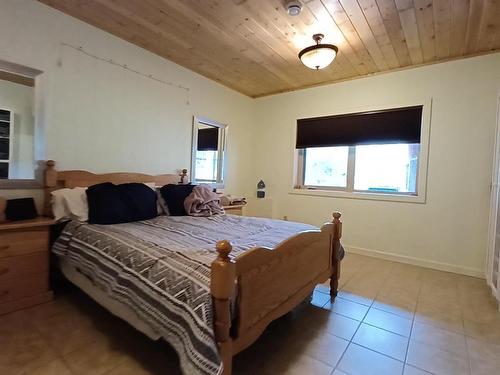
346 245 485 279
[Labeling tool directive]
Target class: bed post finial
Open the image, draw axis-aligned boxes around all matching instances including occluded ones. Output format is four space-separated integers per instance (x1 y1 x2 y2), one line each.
45 160 56 187
44 160 58 217
211 240 235 374
330 211 343 298
332 211 342 239
215 240 232 261
180 168 188 184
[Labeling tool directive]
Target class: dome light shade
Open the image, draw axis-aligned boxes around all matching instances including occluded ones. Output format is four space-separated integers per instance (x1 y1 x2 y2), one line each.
299 34 338 70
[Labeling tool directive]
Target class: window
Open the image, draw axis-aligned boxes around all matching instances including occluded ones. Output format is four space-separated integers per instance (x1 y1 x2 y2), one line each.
191 116 227 187
295 105 428 202
195 150 218 181
303 146 348 187
354 143 419 193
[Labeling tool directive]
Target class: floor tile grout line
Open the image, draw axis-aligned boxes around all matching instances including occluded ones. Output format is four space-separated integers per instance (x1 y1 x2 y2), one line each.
414 274 477 374
360 320 411 339
457 279 473 375
6 303 92 375
328 262 394 374
366 262 409 375
403 273 423 373
18 308 76 371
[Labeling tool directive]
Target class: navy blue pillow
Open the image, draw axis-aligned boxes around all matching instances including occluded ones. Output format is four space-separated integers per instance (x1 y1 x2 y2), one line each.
159 184 195 216
87 182 157 224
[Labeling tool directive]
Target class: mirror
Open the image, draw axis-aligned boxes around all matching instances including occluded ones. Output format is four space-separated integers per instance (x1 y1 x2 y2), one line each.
191 116 227 187
0 61 40 185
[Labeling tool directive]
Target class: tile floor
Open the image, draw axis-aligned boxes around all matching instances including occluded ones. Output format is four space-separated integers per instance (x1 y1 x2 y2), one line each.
2 253 500 375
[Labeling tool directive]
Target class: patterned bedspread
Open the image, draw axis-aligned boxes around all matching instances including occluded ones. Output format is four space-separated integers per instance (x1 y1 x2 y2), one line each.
52 214 316 375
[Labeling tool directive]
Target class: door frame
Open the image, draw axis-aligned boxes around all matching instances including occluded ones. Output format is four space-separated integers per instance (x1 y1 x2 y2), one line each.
486 94 500 304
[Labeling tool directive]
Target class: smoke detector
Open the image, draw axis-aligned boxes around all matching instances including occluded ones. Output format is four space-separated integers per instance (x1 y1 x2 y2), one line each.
286 1 303 16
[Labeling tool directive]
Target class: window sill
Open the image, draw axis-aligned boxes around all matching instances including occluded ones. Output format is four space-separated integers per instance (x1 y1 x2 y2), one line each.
290 188 426 203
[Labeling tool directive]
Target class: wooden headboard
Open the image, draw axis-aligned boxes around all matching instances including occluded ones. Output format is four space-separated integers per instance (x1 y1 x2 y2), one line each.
43 160 187 216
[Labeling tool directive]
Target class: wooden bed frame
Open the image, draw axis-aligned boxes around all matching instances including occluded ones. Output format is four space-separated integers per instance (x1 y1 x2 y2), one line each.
44 160 344 374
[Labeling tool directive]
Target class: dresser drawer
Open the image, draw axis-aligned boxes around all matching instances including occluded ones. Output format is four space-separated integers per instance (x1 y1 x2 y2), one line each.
0 253 49 282
0 273 49 303
0 229 49 258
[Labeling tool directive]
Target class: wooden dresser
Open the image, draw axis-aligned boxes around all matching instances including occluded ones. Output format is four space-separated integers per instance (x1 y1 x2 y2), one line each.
223 204 245 216
0 217 55 315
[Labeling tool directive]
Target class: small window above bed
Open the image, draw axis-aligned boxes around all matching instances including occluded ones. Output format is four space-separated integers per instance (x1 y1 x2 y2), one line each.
191 116 227 188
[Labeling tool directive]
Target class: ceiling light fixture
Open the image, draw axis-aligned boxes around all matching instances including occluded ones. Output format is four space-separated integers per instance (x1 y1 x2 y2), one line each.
286 1 303 16
298 34 338 70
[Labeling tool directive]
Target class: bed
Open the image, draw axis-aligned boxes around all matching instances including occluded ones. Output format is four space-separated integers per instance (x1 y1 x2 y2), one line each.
44 160 344 375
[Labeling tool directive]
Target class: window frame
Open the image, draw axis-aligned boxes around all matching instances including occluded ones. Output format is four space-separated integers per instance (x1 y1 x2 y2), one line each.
191 116 227 188
291 100 432 204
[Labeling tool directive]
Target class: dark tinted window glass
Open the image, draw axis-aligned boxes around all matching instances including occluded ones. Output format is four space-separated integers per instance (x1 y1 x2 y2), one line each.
0 110 10 122
0 162 8 179
0 122 9 137
0 138 9 160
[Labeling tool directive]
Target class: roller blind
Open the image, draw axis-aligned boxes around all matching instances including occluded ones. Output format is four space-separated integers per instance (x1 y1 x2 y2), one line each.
296 106 422 149
197 127 219 151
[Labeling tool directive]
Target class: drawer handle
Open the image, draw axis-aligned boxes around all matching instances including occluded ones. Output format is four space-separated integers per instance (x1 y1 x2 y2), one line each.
0 245 10 251
0 290 9 298
0 267 9 276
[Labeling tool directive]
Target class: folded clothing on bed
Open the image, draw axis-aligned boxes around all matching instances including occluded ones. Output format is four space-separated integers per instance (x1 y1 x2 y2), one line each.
184 185 224 217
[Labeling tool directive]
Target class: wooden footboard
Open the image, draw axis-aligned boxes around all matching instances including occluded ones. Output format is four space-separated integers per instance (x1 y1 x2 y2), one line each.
211 212 343 374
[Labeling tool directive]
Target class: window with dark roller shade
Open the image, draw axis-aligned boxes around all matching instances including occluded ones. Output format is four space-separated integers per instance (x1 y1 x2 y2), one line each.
197 127 219 151
294 105 428 201
296 106 422 149
192 116 227 187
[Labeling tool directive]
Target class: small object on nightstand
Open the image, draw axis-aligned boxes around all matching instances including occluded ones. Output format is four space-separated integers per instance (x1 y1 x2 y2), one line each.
0 217 55 315
220 194 247 206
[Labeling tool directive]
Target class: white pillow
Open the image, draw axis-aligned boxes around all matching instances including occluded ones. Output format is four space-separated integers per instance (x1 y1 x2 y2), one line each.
51 183 165 221
51 187 88 222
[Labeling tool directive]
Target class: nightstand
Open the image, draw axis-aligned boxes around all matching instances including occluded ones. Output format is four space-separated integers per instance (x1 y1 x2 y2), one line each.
223 204 245 216
0 217 55 315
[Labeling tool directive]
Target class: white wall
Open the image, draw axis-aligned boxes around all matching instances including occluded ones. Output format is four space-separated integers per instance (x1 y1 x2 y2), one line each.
0 79 35 179
0 0 255 202
253 53 500 277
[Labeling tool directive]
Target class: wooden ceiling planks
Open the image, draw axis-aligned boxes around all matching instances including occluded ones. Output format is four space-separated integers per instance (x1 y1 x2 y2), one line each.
414 0 437 62
358 0 400 69
38 0 500 97
450 0 470 56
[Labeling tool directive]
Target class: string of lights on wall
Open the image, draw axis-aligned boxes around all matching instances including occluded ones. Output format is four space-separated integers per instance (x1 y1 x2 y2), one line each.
59 42 191 104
